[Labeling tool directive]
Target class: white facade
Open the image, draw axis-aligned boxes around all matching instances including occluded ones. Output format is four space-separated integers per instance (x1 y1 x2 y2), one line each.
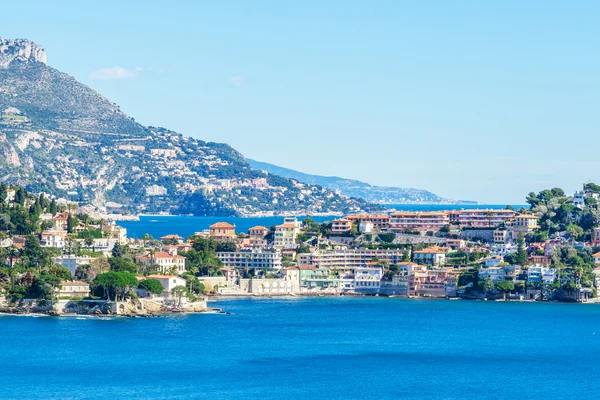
217 250 282 270
299 249 405 269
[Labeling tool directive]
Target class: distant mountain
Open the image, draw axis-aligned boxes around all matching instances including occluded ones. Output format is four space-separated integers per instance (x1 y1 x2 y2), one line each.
0 38 382 216
247 159 475 204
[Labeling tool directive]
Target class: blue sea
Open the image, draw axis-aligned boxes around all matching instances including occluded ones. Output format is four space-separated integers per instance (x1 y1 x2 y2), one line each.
1 298 598 400
120 204 528 239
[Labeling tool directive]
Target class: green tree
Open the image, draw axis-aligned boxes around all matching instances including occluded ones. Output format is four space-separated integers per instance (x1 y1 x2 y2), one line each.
171 286 190 306
495 281 515 299
515 234 527 266
138 278 164 295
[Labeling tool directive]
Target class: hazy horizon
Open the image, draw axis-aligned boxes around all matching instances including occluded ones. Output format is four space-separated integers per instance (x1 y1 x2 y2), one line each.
3 0 599 203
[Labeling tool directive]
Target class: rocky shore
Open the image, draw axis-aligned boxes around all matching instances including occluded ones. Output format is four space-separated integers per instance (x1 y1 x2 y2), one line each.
0 298 214 317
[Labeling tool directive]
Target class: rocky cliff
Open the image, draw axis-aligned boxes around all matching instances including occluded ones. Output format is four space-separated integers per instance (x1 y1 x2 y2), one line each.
0 38 46 68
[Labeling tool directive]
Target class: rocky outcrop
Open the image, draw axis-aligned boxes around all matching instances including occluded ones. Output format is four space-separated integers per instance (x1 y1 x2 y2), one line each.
0 38 46 68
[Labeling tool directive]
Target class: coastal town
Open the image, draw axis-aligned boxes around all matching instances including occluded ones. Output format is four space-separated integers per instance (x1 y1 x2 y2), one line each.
2 183 600 316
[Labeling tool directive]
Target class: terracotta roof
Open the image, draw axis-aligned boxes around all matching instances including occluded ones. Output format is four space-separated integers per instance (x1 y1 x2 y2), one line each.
249 226 270 231
210 222 235 229
593 252 600 257
60 281 89 286
144 274 182 280
515 214 538 219
277 223 298 228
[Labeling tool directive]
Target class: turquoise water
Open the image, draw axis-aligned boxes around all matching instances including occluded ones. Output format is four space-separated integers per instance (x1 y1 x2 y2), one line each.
120 205 528 239
1 298 598 400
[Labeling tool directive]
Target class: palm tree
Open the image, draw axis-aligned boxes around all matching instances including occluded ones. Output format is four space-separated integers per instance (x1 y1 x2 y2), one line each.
485 211 495 228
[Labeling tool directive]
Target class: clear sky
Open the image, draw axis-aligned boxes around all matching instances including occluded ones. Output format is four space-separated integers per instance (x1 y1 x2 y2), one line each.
2 0 599 204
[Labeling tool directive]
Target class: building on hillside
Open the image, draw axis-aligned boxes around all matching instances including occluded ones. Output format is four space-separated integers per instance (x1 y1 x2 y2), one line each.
237 268 301 295
510 214 539 234
345 214 390 230
593 252 600 264
359 221 374 233
56 281 91 298
491 243 519 257
137 275 187 298
135 251 186 274
389 212 449 232
101 222 128 244
527 266 556 284
298 249 406 269
412 247 449 266
331 218 353 233
478 265 518 283
409 265 457 297
445 239 466 250
593 228 600 246
338 266 383 294
52 212 69 231
160 234 184 244
493 229 511 244
248 226 270 247
216 249 282 270
528 255 551 266
209 222 236 239
53 255 92 276
484 256 503 267
296 265 340 293
40 230 68 249
459 209 516 228
274 218 301 249
146 185 168 196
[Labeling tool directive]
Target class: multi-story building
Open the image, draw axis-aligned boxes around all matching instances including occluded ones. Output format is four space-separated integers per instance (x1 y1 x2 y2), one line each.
248 226 270 247
209 222 236 239
40 230 68 249
459 209 516 228
53 255 92 276
412 247 449 266
527 266 556 284
216 249 282 270
274 218 301 249
409 265 457 297
478 265 517 283
56 281 91 299
102 222 128 244
52 212 69 231
135 251 186 274
298 249 406 269
593 228 600 246
331 218 353 233
389 212 449 232
338 266 383 294
510 214 539 233
345 214 390 230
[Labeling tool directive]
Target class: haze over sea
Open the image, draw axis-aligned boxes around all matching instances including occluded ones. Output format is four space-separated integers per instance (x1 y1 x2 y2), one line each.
121 204 527 239
1 298 598 400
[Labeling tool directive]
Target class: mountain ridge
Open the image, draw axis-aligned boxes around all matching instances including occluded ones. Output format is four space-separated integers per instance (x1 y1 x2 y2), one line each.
247 158 476 204
0 38 382 216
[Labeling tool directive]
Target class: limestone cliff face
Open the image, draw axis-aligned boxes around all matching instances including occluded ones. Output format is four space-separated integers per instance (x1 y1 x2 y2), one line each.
0 38 47 68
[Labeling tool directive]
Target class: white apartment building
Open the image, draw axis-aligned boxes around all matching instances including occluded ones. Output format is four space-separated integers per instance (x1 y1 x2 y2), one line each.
216 249 282 270
298 249 406 269
274 217 301 249
136 251 186 274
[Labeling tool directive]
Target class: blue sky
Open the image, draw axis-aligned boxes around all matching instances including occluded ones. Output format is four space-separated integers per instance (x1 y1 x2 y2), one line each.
3 1 600 203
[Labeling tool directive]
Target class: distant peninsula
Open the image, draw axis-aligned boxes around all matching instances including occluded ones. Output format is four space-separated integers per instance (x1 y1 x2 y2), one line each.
247 159 476 205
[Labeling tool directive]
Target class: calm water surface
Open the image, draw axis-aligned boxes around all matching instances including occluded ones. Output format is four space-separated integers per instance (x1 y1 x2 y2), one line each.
0 297 598 400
